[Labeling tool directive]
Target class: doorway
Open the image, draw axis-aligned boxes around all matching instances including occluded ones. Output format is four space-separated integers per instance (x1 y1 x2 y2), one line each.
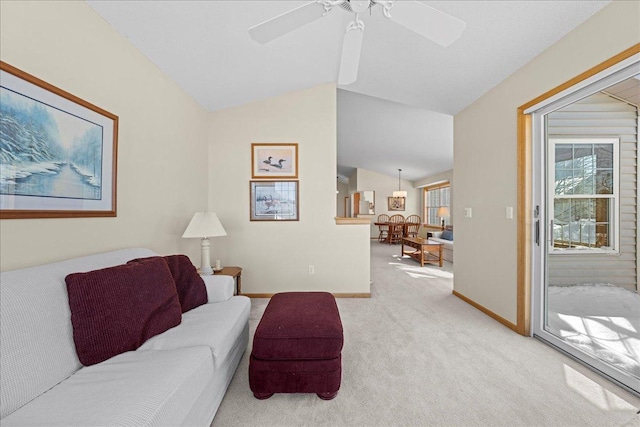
524 49 639 394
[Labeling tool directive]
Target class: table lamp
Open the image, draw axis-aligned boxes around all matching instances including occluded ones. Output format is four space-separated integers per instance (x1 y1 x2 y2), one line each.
437 206 450 229
182 212 227 275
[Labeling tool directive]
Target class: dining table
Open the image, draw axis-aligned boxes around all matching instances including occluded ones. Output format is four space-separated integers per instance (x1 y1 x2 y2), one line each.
374 222 408 244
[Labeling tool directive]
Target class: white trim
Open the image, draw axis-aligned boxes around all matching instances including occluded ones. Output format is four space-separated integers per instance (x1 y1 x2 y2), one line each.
524 53 640 114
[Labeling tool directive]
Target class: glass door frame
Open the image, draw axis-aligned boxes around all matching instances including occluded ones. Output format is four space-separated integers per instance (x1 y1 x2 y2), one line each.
529 59 640 396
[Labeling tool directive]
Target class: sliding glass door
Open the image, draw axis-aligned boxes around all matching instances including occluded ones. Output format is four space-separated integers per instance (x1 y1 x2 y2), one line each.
531 67 639 395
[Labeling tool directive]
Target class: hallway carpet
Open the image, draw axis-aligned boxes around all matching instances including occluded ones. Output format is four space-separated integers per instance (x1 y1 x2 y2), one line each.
212 242 640 426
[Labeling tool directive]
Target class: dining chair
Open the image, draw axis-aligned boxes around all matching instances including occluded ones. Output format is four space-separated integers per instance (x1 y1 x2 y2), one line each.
405 215 421 237
388 214 405 244
376 214 390 243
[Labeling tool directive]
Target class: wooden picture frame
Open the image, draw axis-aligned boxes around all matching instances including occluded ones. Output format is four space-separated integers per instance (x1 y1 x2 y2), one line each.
250 180 299 221
0 61 118 219
251 143 298 179
388 196 405 211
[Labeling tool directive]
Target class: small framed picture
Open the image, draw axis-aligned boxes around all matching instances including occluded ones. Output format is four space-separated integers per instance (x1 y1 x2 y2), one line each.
388 197 405 211
251 143 298 179
250 180 299 221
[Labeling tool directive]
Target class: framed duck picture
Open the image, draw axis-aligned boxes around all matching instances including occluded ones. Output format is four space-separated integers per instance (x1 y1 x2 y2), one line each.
251 143 298 179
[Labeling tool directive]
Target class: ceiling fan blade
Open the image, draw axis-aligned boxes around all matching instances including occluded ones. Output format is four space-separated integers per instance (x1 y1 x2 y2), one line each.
249 1 329 44
338 24 364 85
386 1 466 47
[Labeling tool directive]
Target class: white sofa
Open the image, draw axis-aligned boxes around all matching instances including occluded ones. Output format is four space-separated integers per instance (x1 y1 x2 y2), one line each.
429 231 454 263
0 248 250 426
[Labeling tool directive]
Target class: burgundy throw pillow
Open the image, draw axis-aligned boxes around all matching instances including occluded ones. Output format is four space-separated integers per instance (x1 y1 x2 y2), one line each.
129 255 207 313
65 257 182 366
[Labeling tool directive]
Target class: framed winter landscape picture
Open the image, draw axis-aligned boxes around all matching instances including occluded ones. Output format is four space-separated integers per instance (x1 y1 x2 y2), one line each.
0 62 118 219
251 143 298 179
250 180 299 221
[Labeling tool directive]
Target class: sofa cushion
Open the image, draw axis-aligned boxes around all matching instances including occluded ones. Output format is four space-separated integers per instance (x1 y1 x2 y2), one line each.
201 275 235 303
139 296 251 369
65 257 182 366
441 230 454 241
1 347 213 426
0 248 157 419
129 255 207 313
164 255 207 311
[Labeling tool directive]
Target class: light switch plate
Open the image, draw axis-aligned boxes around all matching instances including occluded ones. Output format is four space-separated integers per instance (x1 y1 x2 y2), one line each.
506 206 513 219
464 208 472 218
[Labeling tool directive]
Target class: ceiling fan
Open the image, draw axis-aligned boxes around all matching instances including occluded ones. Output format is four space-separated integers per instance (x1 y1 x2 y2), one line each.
249 1 466 85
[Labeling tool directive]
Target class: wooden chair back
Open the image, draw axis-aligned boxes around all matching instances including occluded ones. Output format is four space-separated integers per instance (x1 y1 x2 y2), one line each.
405 215 421 237
405 215 421 224
389 214 404 223
377 214 390 223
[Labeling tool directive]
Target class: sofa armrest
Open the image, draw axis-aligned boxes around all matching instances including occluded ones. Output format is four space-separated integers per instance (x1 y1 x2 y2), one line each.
200 275 234 302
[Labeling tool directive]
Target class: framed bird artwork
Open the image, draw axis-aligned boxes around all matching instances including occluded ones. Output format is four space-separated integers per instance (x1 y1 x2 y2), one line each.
251 143 298 179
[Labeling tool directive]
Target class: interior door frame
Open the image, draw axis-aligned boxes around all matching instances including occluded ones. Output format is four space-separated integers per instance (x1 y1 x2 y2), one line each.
517 44 640 395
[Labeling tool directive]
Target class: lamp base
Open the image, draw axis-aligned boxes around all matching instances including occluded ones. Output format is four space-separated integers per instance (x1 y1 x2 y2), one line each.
200 238 213 275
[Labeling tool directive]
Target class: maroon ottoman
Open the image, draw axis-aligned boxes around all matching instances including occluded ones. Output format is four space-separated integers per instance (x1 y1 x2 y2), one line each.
249 292 343 400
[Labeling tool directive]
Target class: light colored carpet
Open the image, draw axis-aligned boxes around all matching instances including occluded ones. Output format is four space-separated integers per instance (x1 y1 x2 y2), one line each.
212 242 640 427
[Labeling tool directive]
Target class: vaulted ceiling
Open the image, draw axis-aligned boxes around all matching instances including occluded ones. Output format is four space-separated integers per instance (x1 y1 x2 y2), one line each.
87 0 610 181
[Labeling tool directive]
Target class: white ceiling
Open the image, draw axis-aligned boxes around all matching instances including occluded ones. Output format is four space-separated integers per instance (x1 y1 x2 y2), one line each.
86 0 610 182
337 90 453 181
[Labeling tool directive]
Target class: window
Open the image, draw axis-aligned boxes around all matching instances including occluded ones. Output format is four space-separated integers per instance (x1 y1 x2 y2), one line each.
549 138 619 253
424 183 450 227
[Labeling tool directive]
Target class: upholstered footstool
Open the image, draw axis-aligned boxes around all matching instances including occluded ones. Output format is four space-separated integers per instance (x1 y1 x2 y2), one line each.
249 292 343 400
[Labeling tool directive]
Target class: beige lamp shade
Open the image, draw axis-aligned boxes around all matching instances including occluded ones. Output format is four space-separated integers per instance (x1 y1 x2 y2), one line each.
182 212 227 238
437 207 450 218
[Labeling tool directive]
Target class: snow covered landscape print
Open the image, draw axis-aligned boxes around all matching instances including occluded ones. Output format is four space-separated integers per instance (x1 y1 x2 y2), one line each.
0 87 103 200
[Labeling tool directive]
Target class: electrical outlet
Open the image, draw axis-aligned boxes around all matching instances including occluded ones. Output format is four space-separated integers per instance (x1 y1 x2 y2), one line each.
308 265 315 275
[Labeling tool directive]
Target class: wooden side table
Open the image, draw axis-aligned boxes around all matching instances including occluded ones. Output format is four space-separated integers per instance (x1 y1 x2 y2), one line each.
215 266 242 295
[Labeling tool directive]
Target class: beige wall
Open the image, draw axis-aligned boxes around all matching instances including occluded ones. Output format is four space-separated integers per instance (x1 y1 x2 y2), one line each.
453 1 640 324
208 84 371 295
0 1 209 270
